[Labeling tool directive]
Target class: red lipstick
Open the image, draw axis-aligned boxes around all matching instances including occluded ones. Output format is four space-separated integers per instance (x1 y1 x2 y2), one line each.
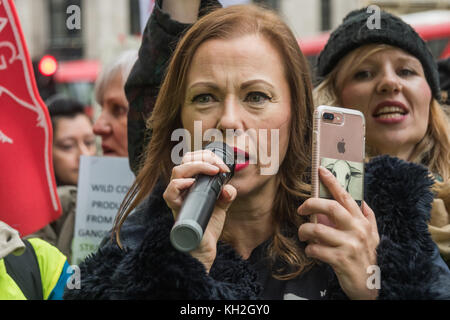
372 100 409 124
233 147 249 172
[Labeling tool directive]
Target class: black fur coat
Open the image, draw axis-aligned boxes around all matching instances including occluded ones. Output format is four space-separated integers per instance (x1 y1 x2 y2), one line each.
64 156 450 300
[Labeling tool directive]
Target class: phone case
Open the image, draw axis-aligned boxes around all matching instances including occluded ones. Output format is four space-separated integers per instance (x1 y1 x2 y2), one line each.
311 106 366 216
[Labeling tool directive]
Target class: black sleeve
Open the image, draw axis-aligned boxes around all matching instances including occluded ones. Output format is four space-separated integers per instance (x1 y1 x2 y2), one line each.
125 0 221 175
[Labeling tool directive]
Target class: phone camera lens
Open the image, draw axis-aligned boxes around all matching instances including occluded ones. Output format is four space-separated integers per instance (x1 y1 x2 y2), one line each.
323 113 334 121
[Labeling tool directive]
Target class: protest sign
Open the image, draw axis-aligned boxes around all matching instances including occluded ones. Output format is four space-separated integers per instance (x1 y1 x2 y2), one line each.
71 156 135 265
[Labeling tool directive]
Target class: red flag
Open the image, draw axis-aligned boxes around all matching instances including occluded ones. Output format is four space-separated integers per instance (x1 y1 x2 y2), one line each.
0 0 61 236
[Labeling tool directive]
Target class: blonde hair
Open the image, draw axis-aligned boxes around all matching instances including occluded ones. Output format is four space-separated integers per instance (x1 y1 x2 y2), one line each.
95 50 138 105
114 4 316 280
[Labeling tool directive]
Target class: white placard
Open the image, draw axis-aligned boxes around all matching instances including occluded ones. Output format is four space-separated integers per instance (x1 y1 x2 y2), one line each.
71 156 135 265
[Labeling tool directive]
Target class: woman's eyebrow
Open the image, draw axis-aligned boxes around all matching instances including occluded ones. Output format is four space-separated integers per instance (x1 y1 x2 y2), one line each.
187 81 220 91
55 137 76 143
105 99 121 106
362 54 421 65
187 79 275 91
104 93 128 105
396 56 422 67
241 79 275 90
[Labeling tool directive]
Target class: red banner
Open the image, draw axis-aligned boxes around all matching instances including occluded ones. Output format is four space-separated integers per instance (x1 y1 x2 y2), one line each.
0 0 61 236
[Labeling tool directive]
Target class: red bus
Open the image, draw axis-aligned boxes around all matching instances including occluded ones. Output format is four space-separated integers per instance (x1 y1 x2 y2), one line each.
53 59 100 117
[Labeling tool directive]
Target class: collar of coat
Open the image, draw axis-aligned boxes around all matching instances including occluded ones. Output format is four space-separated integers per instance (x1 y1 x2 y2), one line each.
67 155 450 300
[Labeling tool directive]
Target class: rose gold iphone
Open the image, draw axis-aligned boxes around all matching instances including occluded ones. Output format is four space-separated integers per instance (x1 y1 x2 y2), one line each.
311 106 366 222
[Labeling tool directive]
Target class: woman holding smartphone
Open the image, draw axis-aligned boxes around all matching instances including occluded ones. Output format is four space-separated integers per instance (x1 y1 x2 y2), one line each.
64 2 450 300
314 8 450 267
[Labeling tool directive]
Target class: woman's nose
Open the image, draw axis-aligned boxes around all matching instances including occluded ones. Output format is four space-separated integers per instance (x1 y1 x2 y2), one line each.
216 97 244 132
376 69 402 94
93 112 111 136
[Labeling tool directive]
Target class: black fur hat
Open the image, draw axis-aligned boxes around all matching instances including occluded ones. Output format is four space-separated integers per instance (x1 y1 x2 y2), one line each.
317 7 441 101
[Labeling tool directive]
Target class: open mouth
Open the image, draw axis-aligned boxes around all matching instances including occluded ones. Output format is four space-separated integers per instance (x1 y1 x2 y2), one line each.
373 106 407 119
373 102 408 123
102 145 116 155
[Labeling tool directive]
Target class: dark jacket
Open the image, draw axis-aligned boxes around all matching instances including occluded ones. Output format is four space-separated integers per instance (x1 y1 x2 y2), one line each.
63 155 450 300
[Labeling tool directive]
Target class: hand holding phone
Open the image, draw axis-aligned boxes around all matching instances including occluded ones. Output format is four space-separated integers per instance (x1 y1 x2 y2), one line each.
299 106 380 299
311 106 366 222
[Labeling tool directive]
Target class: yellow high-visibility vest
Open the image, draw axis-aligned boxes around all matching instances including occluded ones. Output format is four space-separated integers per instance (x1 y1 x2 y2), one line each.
0 238 67 300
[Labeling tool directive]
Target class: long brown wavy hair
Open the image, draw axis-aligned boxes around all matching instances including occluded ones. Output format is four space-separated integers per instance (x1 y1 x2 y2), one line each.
114 4 316 280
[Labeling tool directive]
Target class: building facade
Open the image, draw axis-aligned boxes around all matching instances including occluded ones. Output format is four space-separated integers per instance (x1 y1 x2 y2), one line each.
13 0 450 61
14 0 139 62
